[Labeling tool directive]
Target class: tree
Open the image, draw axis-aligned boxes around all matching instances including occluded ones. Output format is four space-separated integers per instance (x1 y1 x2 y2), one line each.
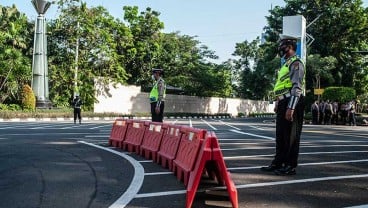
264 0 368 95
0 5 32 104
123 6 164 86
49 1 130 109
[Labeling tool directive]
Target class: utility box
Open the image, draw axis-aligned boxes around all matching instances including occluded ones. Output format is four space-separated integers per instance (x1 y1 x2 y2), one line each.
282 15 307 63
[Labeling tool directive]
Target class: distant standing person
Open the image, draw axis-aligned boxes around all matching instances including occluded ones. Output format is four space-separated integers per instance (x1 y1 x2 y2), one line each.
311 100 319 124
149 68 166 122
72 95 83 124
347 100 356 126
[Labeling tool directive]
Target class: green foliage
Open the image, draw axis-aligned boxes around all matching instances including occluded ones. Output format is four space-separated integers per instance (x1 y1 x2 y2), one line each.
263 0 368 96
21 84 35 110
322 87 356 103
0 5 32 104
49 2 130 110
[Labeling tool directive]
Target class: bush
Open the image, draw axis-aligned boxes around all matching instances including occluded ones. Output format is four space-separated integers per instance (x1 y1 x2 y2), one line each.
21 85 36 111
0 103 8 110
322 87 356 103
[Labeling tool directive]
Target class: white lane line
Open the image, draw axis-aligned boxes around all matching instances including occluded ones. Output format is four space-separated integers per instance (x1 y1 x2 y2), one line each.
78 141 144 208
145 172 172 176
218 120 240 130
234 174 368 189
230 129 274 140
248 125 265 130
134 173 368 198
142 158 368 175
139 160 153 163
31 124 72 129
228 159 368 170
135 190 186 198
224 150 368 160
90 124 112 129
171 120 178 125
201 119 217 130
189 119 192 127
85 135 109 138
220 144 368 151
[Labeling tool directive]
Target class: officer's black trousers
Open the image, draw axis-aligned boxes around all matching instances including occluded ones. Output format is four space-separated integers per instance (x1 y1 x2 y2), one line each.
74 108 81 122
272 96 305 168
151 102 164 122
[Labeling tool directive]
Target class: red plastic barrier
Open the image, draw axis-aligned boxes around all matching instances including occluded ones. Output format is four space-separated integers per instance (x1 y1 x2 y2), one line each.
139 122 165 161
122 120 146 153
173 127 206 186
186 135 212 208
156 124 183 171
186 131 238 208
108 119 129 148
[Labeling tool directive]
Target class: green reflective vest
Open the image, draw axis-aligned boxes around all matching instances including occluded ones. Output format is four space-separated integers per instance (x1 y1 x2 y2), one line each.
149 79 166 103
273 56 300 96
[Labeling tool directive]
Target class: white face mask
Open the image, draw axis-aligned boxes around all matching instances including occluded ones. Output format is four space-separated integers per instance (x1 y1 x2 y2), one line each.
151 75 156 81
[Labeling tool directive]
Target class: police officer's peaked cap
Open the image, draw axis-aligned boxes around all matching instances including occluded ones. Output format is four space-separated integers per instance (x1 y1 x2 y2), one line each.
279 34 299 41
279 34 298 48
152 68 163 73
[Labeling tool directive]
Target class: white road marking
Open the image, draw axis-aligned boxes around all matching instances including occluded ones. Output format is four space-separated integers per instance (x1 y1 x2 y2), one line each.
134 174 368 198
224 150 368 160
220 144 368 151
189 119 192 127
248 125 265 130
78 141 144 208
230 129 274 140
228 159 368 170
89 124 112 129
201 119 217 130
139 158 368 181
145 172 172 176
234 174 368 189
218 120 240 130
85 135 109 138
31 124 62 129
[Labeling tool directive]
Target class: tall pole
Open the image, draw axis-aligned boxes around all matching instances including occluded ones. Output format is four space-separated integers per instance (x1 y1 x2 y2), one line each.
74 21 79 97
31 0 52 108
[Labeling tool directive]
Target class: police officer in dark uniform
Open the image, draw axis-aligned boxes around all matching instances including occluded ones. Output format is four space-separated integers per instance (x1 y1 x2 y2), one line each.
261 34 305 175
149 68 166 122
72 95 83 124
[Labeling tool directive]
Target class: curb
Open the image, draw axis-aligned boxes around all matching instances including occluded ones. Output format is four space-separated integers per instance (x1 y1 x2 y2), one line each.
0 117 119 122
0 116 232 122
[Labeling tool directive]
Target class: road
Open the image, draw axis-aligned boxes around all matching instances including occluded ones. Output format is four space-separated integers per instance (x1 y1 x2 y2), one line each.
0 118 367 208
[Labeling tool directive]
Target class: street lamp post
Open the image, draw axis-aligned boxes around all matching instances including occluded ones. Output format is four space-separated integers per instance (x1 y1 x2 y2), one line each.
31 0 52 108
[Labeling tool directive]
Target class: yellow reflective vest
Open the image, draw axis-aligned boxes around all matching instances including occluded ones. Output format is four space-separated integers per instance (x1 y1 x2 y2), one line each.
273 56 300 97
149 78 166 103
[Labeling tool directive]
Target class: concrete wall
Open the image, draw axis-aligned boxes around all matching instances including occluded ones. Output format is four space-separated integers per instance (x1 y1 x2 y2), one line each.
94 83 274 116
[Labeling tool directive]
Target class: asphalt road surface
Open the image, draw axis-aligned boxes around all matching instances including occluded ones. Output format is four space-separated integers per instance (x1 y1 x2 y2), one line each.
0 118 367 208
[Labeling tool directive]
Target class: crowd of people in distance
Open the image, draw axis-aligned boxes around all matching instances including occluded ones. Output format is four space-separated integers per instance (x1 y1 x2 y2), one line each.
311 100 357 126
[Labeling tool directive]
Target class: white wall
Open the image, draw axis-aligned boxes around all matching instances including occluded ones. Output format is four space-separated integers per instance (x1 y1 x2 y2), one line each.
94 83 273 116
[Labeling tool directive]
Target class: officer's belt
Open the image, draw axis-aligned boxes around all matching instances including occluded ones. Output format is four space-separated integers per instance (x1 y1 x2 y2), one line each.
274 88 291 96
277 92 291 101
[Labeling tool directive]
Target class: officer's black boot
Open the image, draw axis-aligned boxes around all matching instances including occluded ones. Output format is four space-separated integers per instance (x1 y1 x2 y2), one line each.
79 119 81 124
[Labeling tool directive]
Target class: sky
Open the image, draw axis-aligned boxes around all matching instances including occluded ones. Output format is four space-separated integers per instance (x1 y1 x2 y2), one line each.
2 0 368 63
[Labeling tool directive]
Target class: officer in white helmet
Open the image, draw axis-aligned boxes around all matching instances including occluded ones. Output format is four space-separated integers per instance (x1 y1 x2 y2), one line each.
149 68 166 122
261 34 305 175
